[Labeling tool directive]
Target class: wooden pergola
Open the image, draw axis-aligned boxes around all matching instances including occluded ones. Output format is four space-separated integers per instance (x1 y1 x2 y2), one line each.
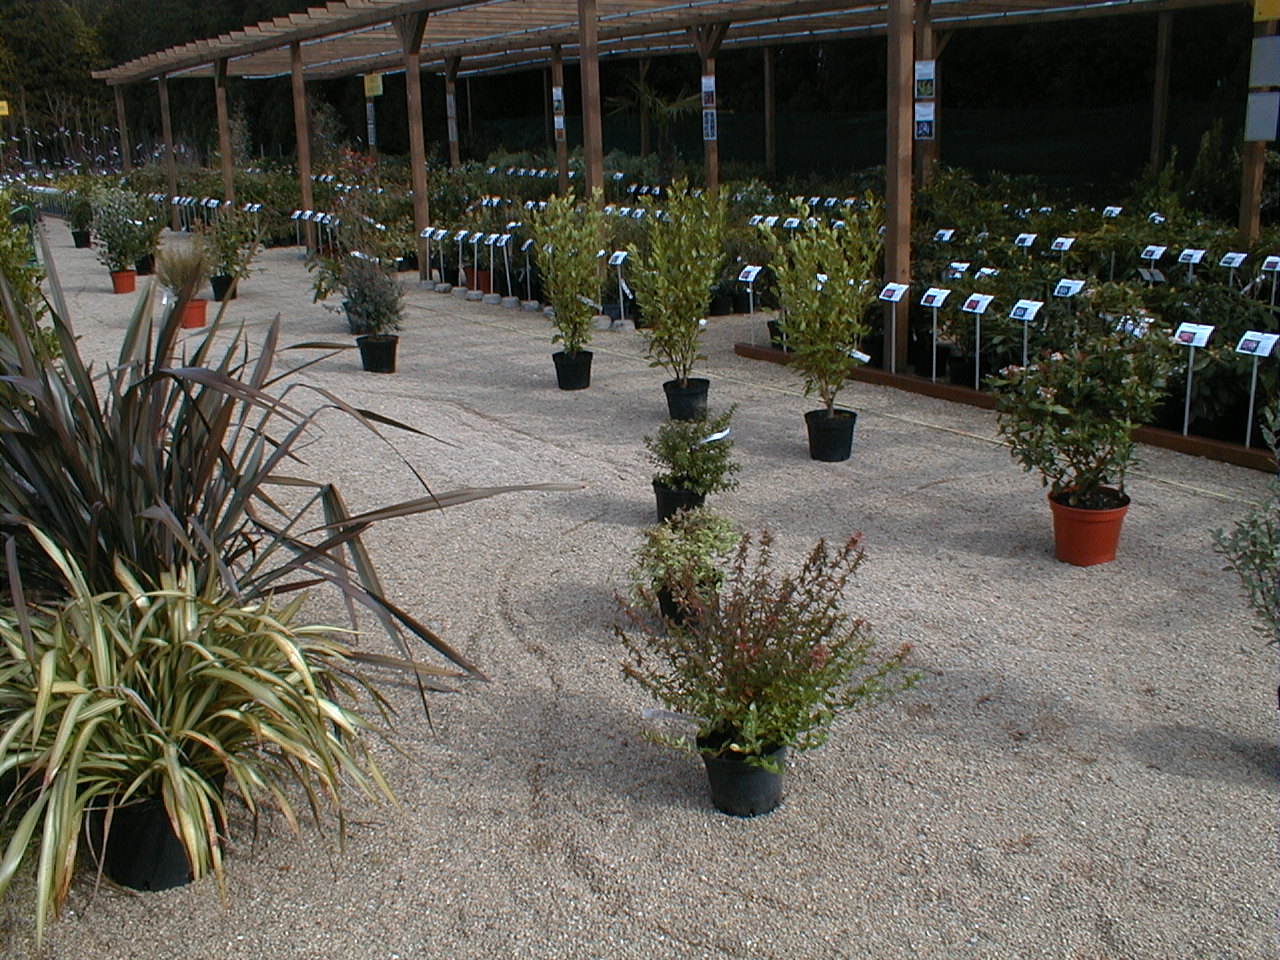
93 0 1262 371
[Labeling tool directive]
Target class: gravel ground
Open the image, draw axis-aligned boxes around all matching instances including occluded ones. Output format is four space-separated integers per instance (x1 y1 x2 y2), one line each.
3 224 1276 959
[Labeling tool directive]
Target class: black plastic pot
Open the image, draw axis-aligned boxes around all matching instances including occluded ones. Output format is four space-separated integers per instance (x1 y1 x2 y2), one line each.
552 349 593 390
663 378 710 421
653 481 705 523
134 253 155 277
357 334 398 373
396 254 419 273
804 408 857 462
947 354 990 390
89 796 192 891
699 744 787 817
210 274 237 301
71 229 91 248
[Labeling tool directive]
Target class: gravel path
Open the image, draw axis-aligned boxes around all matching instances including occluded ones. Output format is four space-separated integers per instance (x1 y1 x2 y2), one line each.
3 225 1275 959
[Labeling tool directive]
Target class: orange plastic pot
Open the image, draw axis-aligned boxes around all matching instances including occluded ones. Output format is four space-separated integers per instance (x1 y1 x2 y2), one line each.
110 270 136 294
1047 490 1130 566
180 299 208 329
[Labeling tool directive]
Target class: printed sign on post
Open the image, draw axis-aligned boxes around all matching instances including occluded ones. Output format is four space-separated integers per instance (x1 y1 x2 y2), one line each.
1237 331 1280 356
1174 322 1214 348
608 251 628 266
947 261 971 275
914 60 936 99
934 228 955 242
738 265 763 283
1220 252 1248 268
1053 279 1086 297
879 282 910 303
921 287 951 308
961 293 994 315
913 101 935 141
1051 237 1075 252
1178 249 1206 264
1014 233 1037 248
1102 206 1123 218
1261 255 1280 272
1010 299 1044 321
1140 245 1167 261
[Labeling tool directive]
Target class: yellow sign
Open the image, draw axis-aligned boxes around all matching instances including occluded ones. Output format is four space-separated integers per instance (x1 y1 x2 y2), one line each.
1256 0 1279 21
0 101 9 118
363 73 383 98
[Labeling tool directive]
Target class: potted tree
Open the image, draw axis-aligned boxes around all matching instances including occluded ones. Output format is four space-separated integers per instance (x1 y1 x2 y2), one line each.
340 254 404 373
531 190 604 390
619 531 915 817
631 507 741 625
134 215 164 277
91 187 150 293
207 203 261 301
629 183 726 419
644 406 738 521
156 238 213 329
67 183 93 248
763 198 883 462
990 282 1179 565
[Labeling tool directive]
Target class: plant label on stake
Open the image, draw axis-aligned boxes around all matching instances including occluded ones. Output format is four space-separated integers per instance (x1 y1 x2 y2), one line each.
934 228 955 242
763 215 779 228
962 294 994 391
1010 300 1044 365
498 234 513 297
946 261 971 280
1179 248 1206 283
879 283 910 373
921 287 951 382
1174 322 1215 436
1140 244 1167 263
609 250 629 321
1220 251 1247 289
1051 236 1075 252
1103 205 1123 218
1261 255 1280 306
1236 331 1279 447
1053 279 1086 298
738 265 763 315
1014 233 1037 249
748 214 763 226
700 427 731 445
521 238 536 301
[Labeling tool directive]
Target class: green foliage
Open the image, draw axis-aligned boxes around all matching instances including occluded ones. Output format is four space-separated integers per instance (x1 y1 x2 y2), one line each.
0 531 394 944
340 255 404 336
530 189 604 356
619 532 916 767
206 203 261 279
990 282 1180 506
630 507 741 599
155 237 212 295
1213 408 1279 638
644 407 739 496
90 186 152 272
630 183 725 384
763 196 883 413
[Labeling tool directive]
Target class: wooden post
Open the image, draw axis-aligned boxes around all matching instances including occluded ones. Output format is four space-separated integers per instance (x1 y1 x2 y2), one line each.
577 0 604 196
692 23 730 197
763 47 777 180
913 3 944 186
397 12 430 280
214 59 235 205
552 44 568 194
114 85 132 173
290 41 317 252
1240 19 1278 244
1149 11 1173 171
445 57 461 168
157 75 180 231
884 0 914 374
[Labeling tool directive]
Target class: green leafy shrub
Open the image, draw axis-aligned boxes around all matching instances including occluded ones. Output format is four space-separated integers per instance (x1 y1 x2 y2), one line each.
530 189 604 356
340 255 404 335
644 407 739 496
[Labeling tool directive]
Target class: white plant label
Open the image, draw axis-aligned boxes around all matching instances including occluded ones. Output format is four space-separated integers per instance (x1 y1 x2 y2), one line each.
1261 255 1280 272
631 209 645 219
1140 245 1166 261
738 265 763 283
454 230 470 241
934 228 955 242
921 287 951 308
763 216 780 227
783 217 801 229
976 267 1000 278
432 228 448 241
814 272 828 291
700 428 731 444
948 261 971 275
608 251 628 266
1148 212 1167 224
879 282 910 303
1174 322 1214 348
484 234 499 246
961 293 994 315
849 349 872 364
496 234 511 247
1014 233 1037 248
1010 299 1044 321
1178 248 1206 264
1053 279 1086 298
748 214 763 225
824 197 838 207
419 228 433 238
521 239 535 252
1102 206 1123 218
1236 331 1280 357
1220 252 1248 268
1051 236 1075 251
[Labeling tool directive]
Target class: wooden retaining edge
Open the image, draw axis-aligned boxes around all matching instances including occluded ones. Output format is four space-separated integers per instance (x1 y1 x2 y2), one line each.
733 342 1275 473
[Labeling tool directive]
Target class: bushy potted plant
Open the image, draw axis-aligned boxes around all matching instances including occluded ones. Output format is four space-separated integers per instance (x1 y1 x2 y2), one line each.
340 254 404 373
762 198 883 462
990 282 1179 565
531 190 605 390
66 183 93 248
629 183 726 419
207 203 261 300
631 507 740 624
156 238 213 329
91 187 150 293
619 531 915 817
134 215 164 276
1213 405 1278 635
644 406 738 521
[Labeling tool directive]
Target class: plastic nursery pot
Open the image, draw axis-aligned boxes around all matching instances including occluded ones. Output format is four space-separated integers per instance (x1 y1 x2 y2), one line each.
1047 489 1131 566
210 274 237 301
804 409 857 462
109 269 137 294
552 350 592 390
697 743 788 818
663 378 710 421
653 480 706 524
71 229 91 248
357 334 399 373
134 254 155 277
89 796 192 892
180 299 208 329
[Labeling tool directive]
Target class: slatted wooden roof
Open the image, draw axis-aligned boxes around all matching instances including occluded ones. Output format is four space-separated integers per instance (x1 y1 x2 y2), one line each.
92 0 1242 85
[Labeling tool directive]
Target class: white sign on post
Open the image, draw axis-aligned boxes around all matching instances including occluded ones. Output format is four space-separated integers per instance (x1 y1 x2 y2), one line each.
738 265 763 283
947 261 971 275
1174 322 1214 348
1140 245 1167 261
976 267 1000 279
1178 248 1206 264
1102 206 1123 218
1237 331 1280 357
1010 299 1044 321
608 251 628 266
748 214 763 225
879 282 910 303
1053 279 1086 297
763 215 780 227
921 287 951 308
934 228 955 242
1014 233 1037 248
961 293 994 315
782 217 801 229
1220 252 1248 268
1051 236 1075 252
1261 255 1280 272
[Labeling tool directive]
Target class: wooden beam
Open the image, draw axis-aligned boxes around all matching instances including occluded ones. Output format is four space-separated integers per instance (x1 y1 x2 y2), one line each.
578 0 604 197
691 22 730 196
551 43 569 194
114 86 131 174
913 0 939 186
157 75 180 231
1149 11 1173 171
397 12 431 280
445 56 461 167
763 47 776 179
214 59 236 205
291 42 317 252
1240 18 1277 244
884 0 913 374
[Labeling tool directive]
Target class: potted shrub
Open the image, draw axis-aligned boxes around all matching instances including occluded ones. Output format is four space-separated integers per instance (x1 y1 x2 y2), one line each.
629 183 726 419
340 254 404 373
134 215 164 276
644 406 738 522
1213 405 1278 634
631 507 741 624
619 531 915 817
207 203 261 300
0 531 395 942
156 238 213 329
67 183 93 248
990 282 1179 565
762 199 883 462
531 190 604 390
91 187 150 293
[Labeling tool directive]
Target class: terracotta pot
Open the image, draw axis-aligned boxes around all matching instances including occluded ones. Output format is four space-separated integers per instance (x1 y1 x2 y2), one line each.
110 270 137 294
180 299 208 329
1047 489 1131 566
